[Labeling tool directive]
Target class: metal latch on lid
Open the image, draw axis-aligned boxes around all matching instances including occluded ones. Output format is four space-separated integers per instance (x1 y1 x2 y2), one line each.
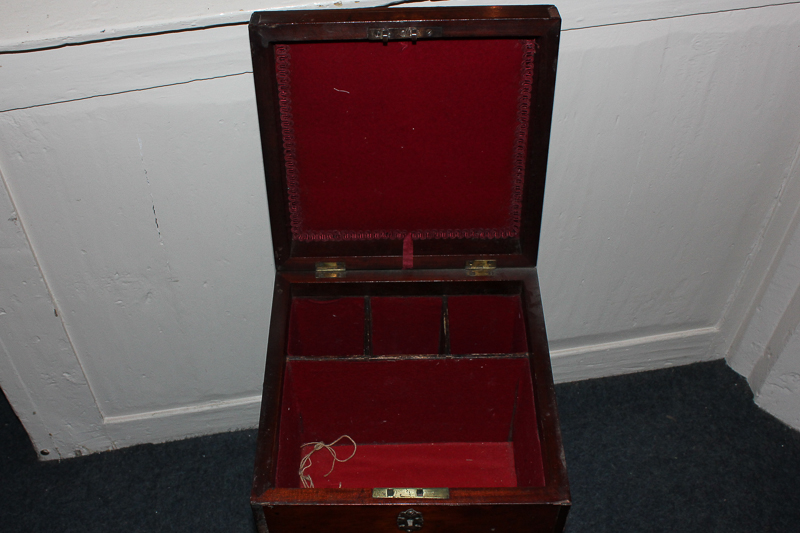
373 488 450 499
368 27 443 44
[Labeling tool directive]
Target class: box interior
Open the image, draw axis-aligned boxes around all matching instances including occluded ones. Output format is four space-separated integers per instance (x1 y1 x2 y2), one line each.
275 292 545 489
277 38 534 243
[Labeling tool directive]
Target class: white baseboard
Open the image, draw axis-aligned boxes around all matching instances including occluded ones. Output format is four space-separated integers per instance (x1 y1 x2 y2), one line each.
550 326 721 383
98 395 262 453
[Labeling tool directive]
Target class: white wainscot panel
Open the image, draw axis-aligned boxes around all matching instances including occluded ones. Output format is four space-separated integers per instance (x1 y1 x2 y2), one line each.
0 174 110 458
0 74 273 429
537 4 800 379
0 24 252 113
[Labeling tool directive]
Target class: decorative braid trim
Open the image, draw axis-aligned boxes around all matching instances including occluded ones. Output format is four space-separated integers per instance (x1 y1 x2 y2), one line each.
508 39 536 238
275 45 304 238
296 228 519 242
278 40 535 242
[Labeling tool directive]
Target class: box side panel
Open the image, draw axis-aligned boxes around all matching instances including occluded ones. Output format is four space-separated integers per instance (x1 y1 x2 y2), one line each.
522 271 570 499
252 274 293 497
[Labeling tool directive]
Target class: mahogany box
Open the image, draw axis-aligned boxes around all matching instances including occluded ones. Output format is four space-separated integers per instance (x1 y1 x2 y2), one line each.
249 6 569 533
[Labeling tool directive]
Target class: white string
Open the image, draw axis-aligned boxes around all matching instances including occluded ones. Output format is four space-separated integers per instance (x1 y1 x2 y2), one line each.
298 435 357 488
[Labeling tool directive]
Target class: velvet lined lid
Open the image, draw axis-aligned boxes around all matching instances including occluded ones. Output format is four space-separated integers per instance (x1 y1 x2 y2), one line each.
278 39 534 243
250 7 561 269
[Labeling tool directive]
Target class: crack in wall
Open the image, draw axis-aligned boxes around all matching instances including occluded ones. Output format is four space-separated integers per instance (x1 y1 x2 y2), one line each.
561 1 800 32
137 135 162 244
0 72 251 114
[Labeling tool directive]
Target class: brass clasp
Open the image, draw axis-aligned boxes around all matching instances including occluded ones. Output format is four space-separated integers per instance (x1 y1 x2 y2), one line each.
466 259 497 276
315 262 346 278
367 27 443 44
372 488 450 499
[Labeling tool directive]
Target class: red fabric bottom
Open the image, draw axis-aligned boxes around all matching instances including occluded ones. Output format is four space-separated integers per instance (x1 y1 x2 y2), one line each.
302 442 517 489
274 358 545 489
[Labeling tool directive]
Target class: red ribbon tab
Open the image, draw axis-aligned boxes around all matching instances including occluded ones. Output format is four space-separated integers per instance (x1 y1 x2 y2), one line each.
402 234 414 269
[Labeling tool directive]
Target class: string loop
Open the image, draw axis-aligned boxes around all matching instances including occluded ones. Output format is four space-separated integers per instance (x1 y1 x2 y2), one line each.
298 435 357 488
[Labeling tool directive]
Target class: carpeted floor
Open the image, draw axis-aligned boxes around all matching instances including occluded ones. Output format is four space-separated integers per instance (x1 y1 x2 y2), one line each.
2 360 799 532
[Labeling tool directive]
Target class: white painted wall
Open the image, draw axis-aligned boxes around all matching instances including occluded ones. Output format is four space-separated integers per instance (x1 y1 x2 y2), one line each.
1 0 800 458
0 26 274 456
541 4 800 378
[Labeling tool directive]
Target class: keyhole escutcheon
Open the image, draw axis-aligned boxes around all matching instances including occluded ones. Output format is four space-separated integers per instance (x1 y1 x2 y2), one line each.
397 508 424 532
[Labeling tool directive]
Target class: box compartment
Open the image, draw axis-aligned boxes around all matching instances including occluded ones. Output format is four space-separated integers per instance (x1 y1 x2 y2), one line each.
252 271 569 532
276 357 543 489
276 290 544 490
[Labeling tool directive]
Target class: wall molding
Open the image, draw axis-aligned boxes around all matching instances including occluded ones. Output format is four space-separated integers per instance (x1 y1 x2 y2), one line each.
102 395 262 450
0 25 253 113
551 327 720 384
3 0 800 52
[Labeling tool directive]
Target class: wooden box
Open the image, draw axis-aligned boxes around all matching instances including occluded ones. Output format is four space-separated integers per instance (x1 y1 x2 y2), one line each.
249 6 569 532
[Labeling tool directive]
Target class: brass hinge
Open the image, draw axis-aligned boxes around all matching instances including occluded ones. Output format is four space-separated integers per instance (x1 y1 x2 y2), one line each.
315 262 345 278
372 488 450 499
465 259 497 276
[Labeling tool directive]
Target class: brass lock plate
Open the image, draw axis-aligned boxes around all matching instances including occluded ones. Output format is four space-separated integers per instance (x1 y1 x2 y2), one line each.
373 487 449 499
367 27 443 43
465 259 497 276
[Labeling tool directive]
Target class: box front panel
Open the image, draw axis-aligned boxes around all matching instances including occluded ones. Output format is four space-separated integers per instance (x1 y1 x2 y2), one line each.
259 503 566 533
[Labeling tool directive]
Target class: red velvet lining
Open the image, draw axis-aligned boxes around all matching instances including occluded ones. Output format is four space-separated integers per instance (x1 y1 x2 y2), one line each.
449 295 528 355
371 297 441 356
276 39 535 242
287 295 528 357
402 234 414 269
301 442 516 489
274 358 545 488
286 359 521 443
288 298 365 356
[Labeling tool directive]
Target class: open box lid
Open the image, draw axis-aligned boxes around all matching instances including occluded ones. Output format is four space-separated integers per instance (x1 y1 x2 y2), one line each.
250 6 561 272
